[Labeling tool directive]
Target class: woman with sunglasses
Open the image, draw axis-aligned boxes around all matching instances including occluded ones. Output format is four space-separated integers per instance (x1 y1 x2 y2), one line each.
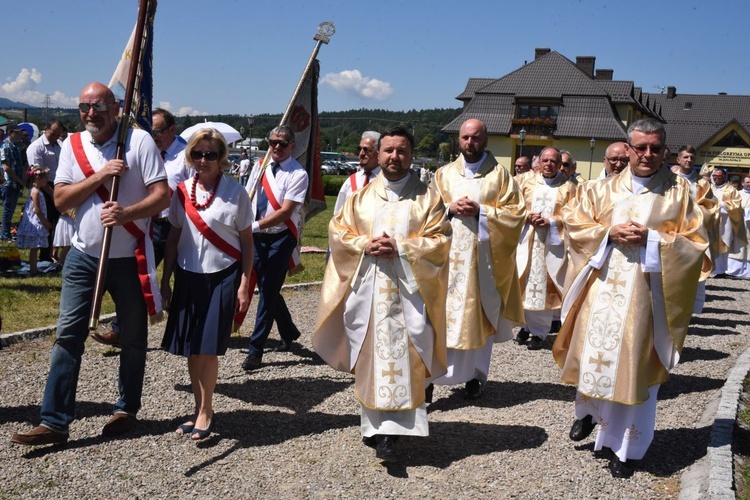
160 128 254 441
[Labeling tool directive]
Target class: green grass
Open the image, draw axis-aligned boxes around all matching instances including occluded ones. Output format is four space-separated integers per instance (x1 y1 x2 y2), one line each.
0 195 336 332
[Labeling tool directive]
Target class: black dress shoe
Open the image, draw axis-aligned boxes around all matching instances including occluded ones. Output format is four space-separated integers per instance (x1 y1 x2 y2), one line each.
608 454 633 478
375 435 398 462
242 354 262 371
465 378 483 400
515 328 530 345
550 320 561 333
362 436 377 448
527 335 544 350
569 414 596 441
273 339 297 352
425 383 434 404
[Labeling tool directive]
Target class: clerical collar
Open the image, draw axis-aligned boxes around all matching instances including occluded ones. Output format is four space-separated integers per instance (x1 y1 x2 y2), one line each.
383 172 410 189
543 172 562 185
463 152 487 172
631 173 652 195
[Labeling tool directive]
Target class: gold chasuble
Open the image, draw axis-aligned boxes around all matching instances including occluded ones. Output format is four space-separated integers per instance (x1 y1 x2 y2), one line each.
711 182 747 256
671 168 718 279
313 173 450 411
432 153 526 349
729 190 750 263
517 173 576 311
553 167 708 405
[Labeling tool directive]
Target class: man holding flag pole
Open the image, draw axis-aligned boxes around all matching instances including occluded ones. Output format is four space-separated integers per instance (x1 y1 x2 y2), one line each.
11 0 168 446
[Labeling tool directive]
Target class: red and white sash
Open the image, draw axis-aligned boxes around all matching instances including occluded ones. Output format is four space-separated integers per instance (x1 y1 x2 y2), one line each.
70 132 163 321
260 167 301 271
348 171 371 192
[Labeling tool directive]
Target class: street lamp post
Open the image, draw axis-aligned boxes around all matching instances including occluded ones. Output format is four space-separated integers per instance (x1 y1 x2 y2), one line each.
519 128 527 157
588 137 596 180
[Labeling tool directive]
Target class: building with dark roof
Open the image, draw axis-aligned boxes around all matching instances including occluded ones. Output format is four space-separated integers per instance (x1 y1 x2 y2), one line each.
445 48 750 181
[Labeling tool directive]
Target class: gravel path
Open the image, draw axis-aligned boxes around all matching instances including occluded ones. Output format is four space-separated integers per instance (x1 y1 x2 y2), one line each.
1 277 748 498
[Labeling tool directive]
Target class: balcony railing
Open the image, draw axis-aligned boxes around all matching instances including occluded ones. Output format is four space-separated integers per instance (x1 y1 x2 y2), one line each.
511 118 556 137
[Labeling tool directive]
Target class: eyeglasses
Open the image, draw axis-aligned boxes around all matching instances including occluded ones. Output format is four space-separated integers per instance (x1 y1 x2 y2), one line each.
78 102 116 114
190 151 220 162
561 162 571 167
269 139 292 148
356 146 375 154
628 144 663 156
606 157 630 164
151 128 166 137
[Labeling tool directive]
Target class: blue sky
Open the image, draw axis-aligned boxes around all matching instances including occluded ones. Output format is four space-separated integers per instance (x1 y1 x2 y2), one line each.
3 0 748 116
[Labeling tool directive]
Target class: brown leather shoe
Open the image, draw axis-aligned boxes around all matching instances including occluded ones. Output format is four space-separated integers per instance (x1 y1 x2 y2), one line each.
102 413 138 436
11 425 68 446
91 330 121 347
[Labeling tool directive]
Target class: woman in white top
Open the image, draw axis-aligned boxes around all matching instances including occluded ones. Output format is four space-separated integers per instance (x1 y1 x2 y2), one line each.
160 128 254 441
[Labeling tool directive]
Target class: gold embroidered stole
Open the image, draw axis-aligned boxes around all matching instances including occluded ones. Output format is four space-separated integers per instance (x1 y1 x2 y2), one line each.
577 188 657 400
523 183 556 310
370 199 414 410
446 177 484 348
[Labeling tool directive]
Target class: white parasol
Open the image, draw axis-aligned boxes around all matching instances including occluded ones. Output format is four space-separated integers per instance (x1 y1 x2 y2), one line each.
180 121 242 144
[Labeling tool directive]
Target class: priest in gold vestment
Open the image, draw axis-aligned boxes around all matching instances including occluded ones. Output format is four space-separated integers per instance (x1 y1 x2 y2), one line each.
430 119 525 399
728 175 750 278
554 119 708 478
313 126 450 462
671 145 718 312
516 147 576 350
710 167 747 276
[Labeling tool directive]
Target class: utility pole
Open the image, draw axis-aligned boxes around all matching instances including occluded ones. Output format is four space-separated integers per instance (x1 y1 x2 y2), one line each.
43 94 52 124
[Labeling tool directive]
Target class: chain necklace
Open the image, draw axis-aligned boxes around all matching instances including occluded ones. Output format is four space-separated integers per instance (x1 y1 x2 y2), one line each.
190 173 220 210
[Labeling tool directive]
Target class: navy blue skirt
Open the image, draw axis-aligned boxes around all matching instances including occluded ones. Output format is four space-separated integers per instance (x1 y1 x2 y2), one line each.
162 262 241 356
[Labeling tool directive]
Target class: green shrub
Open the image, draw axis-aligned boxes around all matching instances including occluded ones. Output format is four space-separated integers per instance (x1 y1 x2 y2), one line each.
323 175 346 196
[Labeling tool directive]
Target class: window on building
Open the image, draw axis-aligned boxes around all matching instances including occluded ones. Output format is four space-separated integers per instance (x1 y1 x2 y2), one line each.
516 104 559 121
714 130 750 148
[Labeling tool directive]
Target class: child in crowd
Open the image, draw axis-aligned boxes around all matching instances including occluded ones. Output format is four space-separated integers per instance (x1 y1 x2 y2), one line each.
53 208 75 266
15 166 53 276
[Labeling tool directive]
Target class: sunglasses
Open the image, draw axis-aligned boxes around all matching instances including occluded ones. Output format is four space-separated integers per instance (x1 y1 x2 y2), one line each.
78 102 116 113
356 146 375 154
151 128 167 137
190 151 220 162
561 162 571 167
269 139 292 148
628 144 663 155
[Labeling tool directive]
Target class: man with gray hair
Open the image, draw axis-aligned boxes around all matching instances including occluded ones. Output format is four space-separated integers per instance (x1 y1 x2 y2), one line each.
554 118 708 478
333 130 381 215
516 146 576 350
242 125 309 371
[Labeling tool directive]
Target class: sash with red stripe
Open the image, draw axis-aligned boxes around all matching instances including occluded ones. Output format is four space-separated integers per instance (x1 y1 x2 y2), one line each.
70 132 162 319
176 182 241 260
176 182 255 330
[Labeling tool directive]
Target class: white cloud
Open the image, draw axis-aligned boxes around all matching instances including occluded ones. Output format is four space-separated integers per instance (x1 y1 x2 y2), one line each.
320 70 393 102
158 101 208 117
1 68 78 107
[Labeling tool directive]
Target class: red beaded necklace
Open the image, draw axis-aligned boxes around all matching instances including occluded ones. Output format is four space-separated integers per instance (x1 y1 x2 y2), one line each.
190 173 220 210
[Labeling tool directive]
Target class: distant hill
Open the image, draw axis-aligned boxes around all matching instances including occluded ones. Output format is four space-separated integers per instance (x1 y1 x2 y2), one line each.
0 97 35 109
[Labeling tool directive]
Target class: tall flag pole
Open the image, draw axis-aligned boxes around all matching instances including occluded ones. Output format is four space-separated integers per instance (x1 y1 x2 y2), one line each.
89 0 158 330
235 21 334 332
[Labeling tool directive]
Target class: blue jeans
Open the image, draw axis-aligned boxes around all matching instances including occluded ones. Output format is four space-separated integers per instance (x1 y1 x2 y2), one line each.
1 185 20 240
40 247 148 432
248 230 300 357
